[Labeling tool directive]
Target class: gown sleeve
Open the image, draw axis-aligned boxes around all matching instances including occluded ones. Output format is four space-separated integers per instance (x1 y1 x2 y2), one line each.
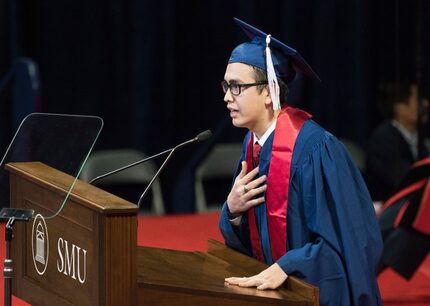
277 133 383 306
219 202 252 256
218 133 253 256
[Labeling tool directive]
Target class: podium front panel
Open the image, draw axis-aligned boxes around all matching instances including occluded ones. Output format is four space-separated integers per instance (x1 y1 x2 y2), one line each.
7 162 138 306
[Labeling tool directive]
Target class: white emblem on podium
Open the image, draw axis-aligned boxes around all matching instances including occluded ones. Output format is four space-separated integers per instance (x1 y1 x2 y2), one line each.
35 222 45 264
32 214 49 275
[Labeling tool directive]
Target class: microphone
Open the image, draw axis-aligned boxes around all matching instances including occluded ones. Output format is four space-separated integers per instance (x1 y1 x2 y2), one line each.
87 130 213 207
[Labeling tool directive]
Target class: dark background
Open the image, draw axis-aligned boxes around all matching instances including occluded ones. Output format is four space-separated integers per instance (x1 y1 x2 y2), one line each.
1 0 429 212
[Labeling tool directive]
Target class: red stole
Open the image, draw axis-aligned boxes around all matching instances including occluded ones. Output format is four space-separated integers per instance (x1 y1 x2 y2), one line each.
381 157 430 235
382 178 430 235
246 106 311 262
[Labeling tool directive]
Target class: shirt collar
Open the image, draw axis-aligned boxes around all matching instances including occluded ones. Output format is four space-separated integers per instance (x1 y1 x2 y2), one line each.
254 120 277 146
391 120 418 159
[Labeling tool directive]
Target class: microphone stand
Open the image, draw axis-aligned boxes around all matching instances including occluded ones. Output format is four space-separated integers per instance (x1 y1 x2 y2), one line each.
0 208 34 306
4 217 15 306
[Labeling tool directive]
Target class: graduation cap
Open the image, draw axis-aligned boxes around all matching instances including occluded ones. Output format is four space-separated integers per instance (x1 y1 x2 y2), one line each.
228 18 320 110
378 157 430 279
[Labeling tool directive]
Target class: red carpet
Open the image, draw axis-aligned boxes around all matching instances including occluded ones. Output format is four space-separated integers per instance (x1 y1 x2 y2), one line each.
137 212 223 251
1 212 429 305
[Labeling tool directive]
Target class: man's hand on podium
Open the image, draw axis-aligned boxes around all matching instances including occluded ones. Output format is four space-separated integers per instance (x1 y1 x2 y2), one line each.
224 263 288 290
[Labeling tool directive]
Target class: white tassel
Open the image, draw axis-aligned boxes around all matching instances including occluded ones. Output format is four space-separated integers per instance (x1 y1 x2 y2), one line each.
265 35 281 111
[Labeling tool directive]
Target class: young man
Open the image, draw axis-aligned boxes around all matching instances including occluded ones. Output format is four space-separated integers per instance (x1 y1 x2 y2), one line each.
219 18 383 306
366 81 429 202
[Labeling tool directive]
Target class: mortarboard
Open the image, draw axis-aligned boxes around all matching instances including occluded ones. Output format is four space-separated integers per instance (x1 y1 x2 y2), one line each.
228 18 320 109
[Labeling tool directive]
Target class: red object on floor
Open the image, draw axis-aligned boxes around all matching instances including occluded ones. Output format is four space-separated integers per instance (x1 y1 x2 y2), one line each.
378 253 430 306
1 211 429 305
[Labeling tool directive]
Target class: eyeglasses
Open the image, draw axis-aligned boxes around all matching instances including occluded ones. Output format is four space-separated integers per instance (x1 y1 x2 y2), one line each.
221 80 268 96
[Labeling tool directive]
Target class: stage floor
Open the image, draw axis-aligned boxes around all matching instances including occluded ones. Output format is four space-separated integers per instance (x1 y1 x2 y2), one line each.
0 211 429 305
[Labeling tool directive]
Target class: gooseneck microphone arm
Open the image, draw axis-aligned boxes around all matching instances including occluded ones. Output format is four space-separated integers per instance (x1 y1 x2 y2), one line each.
86 130 213 208
88 149 171 184
137 130 212 208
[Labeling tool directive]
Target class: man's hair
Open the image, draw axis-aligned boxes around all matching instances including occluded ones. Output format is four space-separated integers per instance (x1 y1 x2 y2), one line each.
378 81 416 119
251 66 289 106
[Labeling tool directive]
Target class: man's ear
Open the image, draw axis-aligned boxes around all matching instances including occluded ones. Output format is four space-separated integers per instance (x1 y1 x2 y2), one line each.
263 86 272 106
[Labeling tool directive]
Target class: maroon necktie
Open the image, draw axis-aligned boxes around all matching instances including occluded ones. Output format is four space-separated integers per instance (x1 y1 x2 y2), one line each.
253 142 262 166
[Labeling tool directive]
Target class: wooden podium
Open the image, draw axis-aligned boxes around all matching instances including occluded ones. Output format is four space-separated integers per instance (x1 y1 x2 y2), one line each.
6 162 318 306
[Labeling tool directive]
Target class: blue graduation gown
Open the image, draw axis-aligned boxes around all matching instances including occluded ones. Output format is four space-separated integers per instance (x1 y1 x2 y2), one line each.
219 120 383 306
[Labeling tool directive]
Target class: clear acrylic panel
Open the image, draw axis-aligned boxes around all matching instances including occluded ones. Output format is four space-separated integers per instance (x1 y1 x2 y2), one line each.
0 113 103 219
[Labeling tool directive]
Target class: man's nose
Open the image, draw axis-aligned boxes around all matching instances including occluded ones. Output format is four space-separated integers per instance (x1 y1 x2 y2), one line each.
224 89 234 103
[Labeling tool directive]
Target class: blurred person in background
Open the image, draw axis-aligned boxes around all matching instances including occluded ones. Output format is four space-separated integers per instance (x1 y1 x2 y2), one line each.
366 80 429 204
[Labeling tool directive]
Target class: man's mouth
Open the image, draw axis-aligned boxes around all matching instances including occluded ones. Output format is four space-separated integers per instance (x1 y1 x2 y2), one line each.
229 110 239 117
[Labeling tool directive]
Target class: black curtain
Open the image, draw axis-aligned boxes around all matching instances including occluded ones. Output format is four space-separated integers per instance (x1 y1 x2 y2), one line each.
1 0 429 212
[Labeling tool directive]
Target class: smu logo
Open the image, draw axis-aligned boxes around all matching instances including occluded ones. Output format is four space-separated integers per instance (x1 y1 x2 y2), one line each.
57 238 87 284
